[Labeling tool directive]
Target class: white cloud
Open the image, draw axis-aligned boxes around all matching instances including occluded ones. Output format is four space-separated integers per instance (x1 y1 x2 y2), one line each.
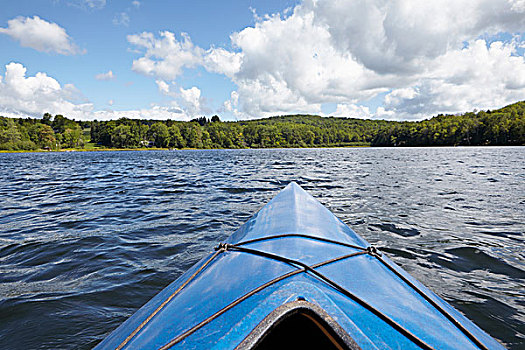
383 39 525 119
0 62 93 119
331 104 372 119
68 0 106 10
156 80 172 96
0 16 84 55
227 0 525 119
223 91 239 112
156 80 208 117
95 70 115 81
91 106 193 121
127 31 243 81
226 9 387 118
112 1 141 27
309 0 525 73
204 48 243 78
128 31 204 80
126 0 525 120
375 107 397 120
179 86 204 115
113 12 130 27
0 62 199 121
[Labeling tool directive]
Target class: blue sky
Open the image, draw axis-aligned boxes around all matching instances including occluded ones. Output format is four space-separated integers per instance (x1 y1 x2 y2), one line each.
0 0 524 121
0 1 298 117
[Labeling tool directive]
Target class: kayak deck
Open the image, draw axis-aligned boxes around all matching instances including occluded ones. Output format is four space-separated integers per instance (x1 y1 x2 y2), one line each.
95 182 503 350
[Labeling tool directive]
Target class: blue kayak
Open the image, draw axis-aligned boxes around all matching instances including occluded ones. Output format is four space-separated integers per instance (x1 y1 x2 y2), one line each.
95 182 503 349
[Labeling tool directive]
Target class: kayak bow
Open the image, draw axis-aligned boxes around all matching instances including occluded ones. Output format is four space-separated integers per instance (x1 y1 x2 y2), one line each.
95 182 503 350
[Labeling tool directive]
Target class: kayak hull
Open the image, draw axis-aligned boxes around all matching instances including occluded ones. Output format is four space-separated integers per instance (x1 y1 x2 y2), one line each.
95 182 503 350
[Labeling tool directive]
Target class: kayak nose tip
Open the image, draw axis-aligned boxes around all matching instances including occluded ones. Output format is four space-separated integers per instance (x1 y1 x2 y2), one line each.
286 181 303 190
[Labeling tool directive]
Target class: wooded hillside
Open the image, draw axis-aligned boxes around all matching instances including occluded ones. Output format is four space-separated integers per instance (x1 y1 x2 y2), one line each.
1 101 523 151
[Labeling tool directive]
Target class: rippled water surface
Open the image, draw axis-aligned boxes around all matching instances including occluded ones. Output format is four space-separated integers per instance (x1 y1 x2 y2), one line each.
0 147 524 349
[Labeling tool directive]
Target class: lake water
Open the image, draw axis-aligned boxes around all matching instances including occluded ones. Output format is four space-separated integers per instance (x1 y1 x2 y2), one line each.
0 147 523 349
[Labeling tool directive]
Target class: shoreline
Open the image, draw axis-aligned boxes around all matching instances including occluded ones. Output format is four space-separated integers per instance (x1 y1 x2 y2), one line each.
0 144 372 153
2 144 524 154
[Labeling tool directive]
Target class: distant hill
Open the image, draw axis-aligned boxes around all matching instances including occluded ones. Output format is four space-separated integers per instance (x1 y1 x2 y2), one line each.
371 101 524 146
1 101 523 151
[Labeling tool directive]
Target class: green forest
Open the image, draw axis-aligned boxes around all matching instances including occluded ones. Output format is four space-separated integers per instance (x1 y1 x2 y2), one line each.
1 101 524 151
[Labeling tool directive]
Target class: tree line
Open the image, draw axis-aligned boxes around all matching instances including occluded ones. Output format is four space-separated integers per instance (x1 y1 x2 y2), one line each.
0 113 87 150
372 102 524 146
1 101 523 151
88 114 385 149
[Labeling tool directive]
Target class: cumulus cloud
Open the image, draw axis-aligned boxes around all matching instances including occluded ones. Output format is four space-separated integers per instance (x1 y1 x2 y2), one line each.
227 9 388 117
223 91 239 112
127 31 245 81
228 0 525 119
331 104 372 119
156 80 172 96
179 86 204 115
128 31 204 80
0 16 84 55
127 0 525 120
310 0 525 74
0 62 93 119
95 70 115 81
91 106 193 121
0 62 197 121
156 80 208 116
204 48 243 78
382 39 525 119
